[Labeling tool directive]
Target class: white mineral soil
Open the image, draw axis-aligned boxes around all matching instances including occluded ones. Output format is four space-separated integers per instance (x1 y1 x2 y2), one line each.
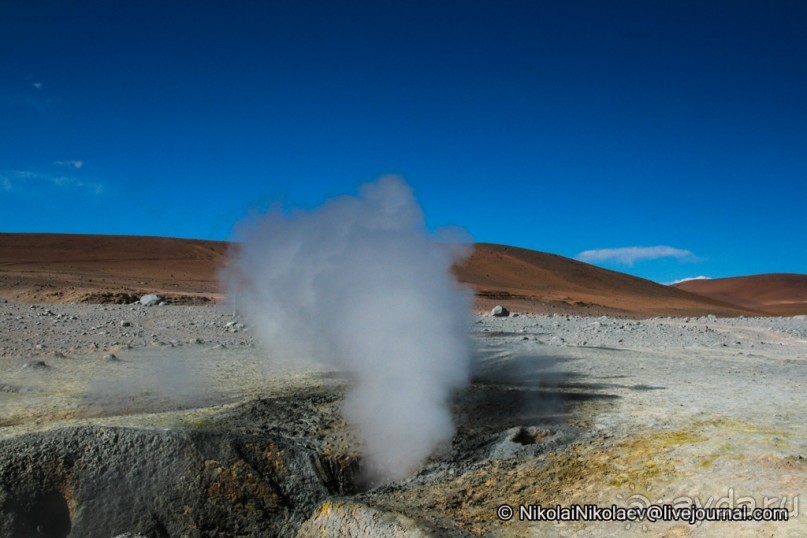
1 304 804 536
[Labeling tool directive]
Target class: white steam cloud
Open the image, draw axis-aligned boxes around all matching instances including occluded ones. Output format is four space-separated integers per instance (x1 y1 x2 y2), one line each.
223 176 473 482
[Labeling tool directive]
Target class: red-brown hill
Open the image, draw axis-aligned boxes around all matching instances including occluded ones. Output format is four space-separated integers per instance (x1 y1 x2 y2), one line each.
453 243 756 317
674 274 807 316
0 234 773 316
0 233 227 304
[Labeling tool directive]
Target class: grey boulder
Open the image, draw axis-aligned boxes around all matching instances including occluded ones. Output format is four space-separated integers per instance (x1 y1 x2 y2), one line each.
139 294 162 306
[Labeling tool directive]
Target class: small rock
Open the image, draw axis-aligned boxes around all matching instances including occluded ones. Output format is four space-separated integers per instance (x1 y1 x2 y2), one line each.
104 354 119 361
139 294 162 306
120 320 131 327
491 305 510 317
22 360 49 370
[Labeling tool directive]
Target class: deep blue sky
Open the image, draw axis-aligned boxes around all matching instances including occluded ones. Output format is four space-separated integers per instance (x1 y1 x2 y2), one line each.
2 1 805 283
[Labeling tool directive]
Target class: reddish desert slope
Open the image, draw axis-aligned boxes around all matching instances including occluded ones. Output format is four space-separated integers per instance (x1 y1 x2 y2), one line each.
453 243 757 317
0 234 772 317
675 274 807 316
0 233 228 303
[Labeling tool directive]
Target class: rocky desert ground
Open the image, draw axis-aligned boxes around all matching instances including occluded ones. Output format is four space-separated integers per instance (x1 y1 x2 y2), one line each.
1 301 804 537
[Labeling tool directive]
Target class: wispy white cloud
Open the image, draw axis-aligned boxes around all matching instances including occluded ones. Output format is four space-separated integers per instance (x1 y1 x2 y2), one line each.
32 82 43 90
1 169 103 196
576 245 697 267
54 160 83 169
667 275 711 285
52 175 103 194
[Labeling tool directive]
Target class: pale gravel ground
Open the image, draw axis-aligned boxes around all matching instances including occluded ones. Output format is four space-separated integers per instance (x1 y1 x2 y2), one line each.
0 303 252 360
2 303 805 360
1 304 805 536
474 313 806 537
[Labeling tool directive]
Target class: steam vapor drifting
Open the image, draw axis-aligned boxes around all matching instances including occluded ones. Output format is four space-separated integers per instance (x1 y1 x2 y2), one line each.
223 176 473 482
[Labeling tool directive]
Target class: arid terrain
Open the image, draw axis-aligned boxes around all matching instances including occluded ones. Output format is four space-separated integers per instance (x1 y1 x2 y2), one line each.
675 274 807 316
0 233 805 536
4 233 805 316
453 243 766 317
1 304 805 536
0 234 227 305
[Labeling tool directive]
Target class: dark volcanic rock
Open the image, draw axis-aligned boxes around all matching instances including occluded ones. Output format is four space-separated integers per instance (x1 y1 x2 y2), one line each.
0 426 331 537
78 292 140 305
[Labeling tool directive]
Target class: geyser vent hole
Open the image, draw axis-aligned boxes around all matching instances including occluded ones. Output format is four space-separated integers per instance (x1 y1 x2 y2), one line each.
316 454 364 495
21 490 71 538
511 427 550 446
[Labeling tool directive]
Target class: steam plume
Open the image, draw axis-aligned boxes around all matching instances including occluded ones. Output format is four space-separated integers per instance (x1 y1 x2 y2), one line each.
223 176 473 481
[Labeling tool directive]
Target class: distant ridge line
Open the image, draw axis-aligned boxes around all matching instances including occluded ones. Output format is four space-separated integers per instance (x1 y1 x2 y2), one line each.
1 234 804 316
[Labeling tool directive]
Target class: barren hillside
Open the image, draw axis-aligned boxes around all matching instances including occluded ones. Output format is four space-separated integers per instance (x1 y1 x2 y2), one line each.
675 273 807 315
